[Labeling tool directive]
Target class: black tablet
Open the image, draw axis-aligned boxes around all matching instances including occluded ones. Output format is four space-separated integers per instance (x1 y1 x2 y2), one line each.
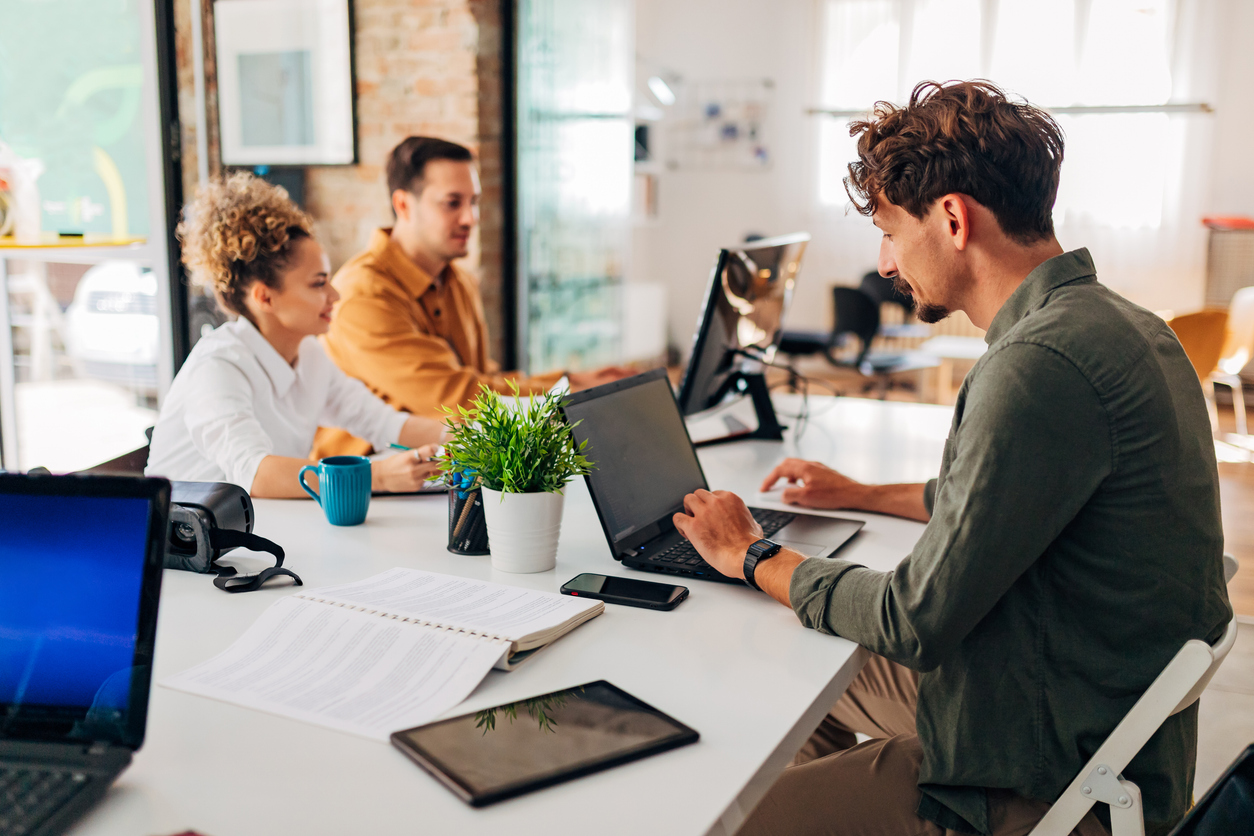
390 680 699 807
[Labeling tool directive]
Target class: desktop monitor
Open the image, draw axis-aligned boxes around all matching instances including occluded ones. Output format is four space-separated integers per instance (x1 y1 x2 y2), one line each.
677 232 809 416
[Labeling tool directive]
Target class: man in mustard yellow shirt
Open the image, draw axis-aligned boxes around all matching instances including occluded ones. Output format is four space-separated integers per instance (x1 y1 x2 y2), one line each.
316 137 630 457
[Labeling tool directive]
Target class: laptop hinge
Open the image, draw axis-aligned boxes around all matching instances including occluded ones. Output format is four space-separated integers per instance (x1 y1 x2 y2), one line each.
88 741 110 756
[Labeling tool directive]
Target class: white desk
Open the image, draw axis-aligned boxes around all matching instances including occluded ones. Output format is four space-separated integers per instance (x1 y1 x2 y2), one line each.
68 395 951 836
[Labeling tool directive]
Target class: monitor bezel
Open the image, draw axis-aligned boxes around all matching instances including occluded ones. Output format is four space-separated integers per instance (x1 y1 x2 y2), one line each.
676 232 810 416
0 473 171 750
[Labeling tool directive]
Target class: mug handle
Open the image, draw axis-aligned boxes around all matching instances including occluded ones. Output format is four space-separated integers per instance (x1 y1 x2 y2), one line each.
298 465 320 505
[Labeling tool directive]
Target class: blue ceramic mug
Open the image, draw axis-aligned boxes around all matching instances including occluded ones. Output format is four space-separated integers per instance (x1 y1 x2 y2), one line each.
299 456 372 526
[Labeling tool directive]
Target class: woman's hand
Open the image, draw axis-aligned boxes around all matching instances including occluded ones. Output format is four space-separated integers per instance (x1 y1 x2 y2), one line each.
371 449 442 493
398 415 447 449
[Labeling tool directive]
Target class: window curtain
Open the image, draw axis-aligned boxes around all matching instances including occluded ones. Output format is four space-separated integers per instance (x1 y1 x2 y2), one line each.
815 0 1222 313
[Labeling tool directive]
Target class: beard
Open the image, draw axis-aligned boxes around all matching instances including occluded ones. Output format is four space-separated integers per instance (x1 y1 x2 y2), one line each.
893 274 949 324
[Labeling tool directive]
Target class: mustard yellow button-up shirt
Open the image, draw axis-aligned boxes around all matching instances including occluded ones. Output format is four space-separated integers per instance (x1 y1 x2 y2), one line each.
314 228 561 457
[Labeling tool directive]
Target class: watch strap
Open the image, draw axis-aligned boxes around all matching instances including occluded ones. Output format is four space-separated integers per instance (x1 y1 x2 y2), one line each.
744 538 783 591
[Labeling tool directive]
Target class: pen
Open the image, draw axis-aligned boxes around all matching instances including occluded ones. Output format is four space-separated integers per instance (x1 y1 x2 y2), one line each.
389 443 447 461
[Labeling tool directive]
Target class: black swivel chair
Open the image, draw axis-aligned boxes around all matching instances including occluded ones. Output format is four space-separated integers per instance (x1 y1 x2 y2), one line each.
859 270 913 317
779 286 939 398
80 427 152 475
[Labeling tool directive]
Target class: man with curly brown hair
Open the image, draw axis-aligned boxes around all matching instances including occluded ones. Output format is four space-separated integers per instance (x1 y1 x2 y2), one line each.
314 136 631 457
674 81 1230 835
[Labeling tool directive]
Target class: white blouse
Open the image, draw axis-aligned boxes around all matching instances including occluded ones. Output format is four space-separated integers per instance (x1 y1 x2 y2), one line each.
146 318 407 489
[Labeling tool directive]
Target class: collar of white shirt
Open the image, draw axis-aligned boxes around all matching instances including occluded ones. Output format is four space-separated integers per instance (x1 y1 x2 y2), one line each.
230 317 298 398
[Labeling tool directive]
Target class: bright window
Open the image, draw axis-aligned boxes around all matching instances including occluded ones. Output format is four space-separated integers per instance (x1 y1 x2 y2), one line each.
816 0 1180 230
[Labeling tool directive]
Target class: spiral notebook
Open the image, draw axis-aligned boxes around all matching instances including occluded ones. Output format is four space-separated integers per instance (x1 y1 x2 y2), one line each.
163 568 603 740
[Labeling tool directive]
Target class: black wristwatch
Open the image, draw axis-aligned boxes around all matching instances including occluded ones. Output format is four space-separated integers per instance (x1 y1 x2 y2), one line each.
744 539 783 591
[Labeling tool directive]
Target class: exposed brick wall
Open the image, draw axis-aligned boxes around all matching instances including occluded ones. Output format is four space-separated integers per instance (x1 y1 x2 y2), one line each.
173 0 507 361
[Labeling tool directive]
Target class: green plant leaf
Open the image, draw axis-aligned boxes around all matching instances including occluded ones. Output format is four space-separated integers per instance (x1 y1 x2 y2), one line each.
438 383 595 494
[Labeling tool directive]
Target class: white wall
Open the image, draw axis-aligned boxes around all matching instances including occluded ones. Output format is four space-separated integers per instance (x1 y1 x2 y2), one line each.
634 0 1254 356
1209 0 1254 217
634 0 880 353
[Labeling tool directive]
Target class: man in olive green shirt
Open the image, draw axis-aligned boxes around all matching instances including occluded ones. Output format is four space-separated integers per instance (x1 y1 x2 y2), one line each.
675 81 1230 836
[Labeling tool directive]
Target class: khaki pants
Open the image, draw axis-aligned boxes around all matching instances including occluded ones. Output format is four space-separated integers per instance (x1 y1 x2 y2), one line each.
738 655 1110 836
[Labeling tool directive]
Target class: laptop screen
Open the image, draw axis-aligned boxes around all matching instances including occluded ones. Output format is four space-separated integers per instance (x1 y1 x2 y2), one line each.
564 370 707 547
0 475 167 747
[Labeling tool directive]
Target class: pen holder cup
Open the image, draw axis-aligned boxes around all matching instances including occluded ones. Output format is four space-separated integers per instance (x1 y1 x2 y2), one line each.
448 485 490 555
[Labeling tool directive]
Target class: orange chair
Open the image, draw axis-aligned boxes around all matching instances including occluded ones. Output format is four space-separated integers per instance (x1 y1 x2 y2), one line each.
1166 310 1229 431
1212 286 1254 437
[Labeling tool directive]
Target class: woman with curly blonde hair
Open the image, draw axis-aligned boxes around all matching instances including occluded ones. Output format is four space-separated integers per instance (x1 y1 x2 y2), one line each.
146 172 444 497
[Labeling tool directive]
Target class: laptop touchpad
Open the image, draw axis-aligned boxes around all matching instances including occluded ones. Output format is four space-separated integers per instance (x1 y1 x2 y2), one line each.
775 516 864 559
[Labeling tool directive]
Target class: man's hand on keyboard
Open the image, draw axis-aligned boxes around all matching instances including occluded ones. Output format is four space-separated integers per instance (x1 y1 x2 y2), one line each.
672 489 762 581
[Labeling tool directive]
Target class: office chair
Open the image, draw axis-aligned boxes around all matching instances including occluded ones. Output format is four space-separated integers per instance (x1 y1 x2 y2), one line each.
1211 286 1254 438
827 288 939 395
858 270 912 314
778 287 937 397
1169 743 1254 834
860 271 932 345
1166 310 1229 432
1028 553 1240 836
825 286 881 369
80 427 153 475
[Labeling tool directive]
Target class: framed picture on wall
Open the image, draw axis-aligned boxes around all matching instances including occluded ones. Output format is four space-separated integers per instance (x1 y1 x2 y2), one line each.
214 0 356 165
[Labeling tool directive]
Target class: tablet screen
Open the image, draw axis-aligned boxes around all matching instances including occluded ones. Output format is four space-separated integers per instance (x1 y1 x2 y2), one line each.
391 681 698 806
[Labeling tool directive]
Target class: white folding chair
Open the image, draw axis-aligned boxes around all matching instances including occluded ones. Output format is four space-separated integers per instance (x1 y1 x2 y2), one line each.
1029 553 1240 836
1211 286 1254 438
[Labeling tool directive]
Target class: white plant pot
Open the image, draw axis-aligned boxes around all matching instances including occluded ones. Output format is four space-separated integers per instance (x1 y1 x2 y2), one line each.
481 487 565 573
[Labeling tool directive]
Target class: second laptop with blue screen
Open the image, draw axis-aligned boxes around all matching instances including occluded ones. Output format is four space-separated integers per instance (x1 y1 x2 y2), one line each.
564 367 864 582
0 473 169 836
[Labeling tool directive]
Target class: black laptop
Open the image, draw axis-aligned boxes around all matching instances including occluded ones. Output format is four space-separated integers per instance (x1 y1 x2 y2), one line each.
0 473 170 836
563 368 864 583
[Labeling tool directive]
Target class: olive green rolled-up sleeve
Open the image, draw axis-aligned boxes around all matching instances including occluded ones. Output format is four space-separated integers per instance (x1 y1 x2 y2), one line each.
923 478 938 516
789 342 1113 672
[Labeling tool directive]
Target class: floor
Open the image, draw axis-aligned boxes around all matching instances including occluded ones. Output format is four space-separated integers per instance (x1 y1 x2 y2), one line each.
1197 619 1254 795
1196 402 1254 797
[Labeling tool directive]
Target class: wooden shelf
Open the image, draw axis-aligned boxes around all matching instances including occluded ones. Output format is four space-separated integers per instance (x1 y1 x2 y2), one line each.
0 234 146 248
0 235 156 265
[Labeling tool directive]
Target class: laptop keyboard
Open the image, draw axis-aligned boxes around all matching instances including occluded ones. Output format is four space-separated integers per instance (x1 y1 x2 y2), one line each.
648 508 797 574
0 766 92 836
749 508 798 536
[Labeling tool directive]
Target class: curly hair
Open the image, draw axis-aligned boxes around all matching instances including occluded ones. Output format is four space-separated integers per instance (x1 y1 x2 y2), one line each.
177 171 314 318
845 80 1064 244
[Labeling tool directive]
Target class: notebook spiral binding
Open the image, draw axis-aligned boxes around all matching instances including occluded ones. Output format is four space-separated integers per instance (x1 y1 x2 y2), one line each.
294 595 511 646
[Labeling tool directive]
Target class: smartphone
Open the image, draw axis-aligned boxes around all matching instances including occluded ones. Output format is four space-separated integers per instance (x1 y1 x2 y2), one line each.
560 573 689 610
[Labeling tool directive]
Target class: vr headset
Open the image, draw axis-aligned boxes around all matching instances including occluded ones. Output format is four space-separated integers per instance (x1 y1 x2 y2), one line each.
169 481 301 593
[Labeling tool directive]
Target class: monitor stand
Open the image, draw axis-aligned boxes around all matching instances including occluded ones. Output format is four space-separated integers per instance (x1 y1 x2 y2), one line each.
686 372 786 447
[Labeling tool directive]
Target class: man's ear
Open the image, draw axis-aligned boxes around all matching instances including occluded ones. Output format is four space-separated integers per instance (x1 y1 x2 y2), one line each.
391 189 411 222
939 194 970 251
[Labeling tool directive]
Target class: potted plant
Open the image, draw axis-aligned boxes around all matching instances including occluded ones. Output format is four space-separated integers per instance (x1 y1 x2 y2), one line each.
440 384 593 573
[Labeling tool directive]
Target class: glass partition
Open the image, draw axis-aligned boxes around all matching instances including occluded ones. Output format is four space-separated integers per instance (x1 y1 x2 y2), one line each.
0 0 174 472
515 0 634 373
